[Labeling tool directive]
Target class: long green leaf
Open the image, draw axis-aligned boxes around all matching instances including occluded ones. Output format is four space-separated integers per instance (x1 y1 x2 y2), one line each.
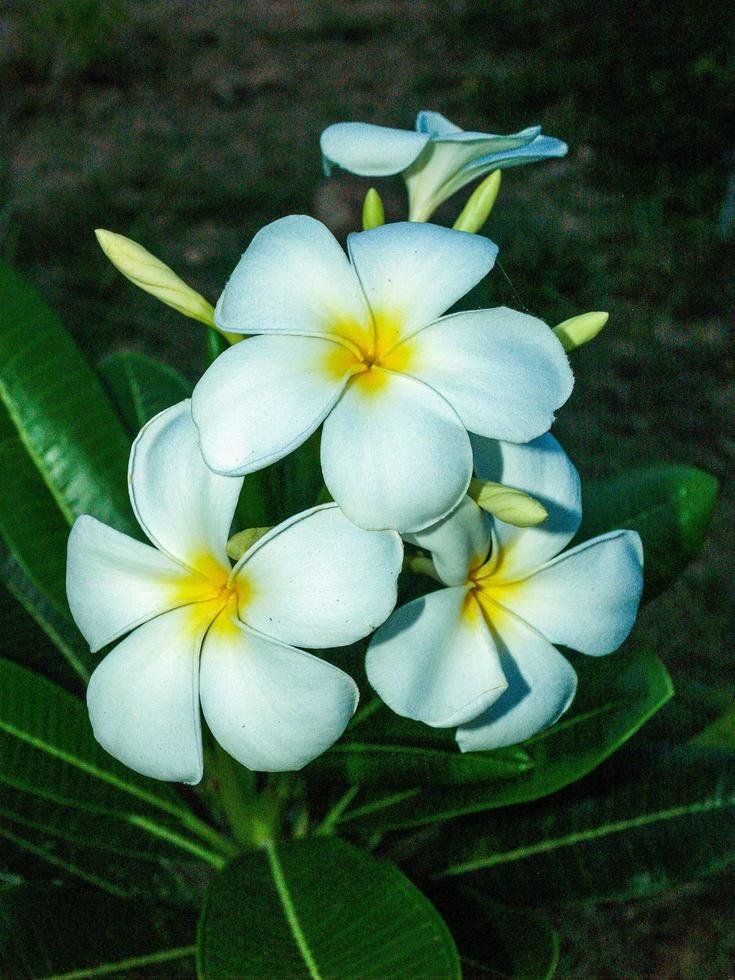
338 648 672 833
0 659 230 865
98 350 192 435
576 464 718 600
431 746 735 906
197 838 460 979
0 260 135 534
0 572 86 691
315 700 532 788
429 887 559 980
0 404 71 614
0 884 196 978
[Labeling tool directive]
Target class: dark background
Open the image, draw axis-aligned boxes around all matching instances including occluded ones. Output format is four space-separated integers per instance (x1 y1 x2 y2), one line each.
2 1 733 974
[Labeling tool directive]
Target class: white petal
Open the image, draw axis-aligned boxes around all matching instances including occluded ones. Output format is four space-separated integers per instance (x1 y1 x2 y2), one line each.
199 617 358 772
320 122 429 176
366 586 507 727
214 215 371 340
456 608 577 751
347 223 497 346
67 516 218 652
405 495 491 587
472 432 582 578
438 134 568 203
192 334 351 477
496 530 644 656
234 504 402 648
405 308 573 442
415 110 464 137
129 401 242 576
321 370 472 532
405 126 543 218
86 603 213 783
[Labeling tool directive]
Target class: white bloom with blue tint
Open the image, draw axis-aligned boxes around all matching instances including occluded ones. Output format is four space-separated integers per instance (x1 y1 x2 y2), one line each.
366 434 643 747
320 110 568 221
192 216 573 533
67 401 402 782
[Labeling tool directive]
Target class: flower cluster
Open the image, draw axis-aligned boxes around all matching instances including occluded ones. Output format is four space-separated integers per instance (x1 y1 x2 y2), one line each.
68 111 643 783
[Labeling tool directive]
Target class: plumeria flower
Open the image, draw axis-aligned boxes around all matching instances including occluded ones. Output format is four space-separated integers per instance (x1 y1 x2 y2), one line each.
192 216 573 533
320 110 567 221
366 434 643 748
66 401 402 782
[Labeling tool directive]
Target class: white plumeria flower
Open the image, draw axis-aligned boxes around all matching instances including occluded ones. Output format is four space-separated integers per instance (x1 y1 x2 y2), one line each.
192 215 573 533
320 110 568 221
66 401 402 783
366 434 643 748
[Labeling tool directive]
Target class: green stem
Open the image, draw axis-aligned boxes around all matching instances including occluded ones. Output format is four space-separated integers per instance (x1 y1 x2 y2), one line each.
315 786 360 836
211 743 267 848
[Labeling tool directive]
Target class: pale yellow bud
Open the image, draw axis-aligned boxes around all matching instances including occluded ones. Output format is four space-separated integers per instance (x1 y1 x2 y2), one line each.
95 229 240 344
362 188 385 230
452 170 502 233
553 311 609 352
469 479 548 527
226 527 271 561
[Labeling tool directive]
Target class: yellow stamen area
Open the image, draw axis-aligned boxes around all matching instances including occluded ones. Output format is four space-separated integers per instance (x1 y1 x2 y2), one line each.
166 554 253 625
462 558 526 626
321 308 415 392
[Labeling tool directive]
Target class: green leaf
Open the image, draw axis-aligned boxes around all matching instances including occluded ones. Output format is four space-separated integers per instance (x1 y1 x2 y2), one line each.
98 350 192 435
576 464 718 600
0 883 196 978
337 649 672 833
430 746 735 906
0 658 231 867
0 404 71 615
315 700 532 788
0 260 135 535
205 326 229 365
0 782 207 901
0 573 86 691
691 705 735 749
430 887 559 980
197 838 460 979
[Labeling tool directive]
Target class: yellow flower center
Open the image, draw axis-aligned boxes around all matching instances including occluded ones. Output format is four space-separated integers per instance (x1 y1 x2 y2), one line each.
461 557 525 626
324 309 415 393
167 553 253 625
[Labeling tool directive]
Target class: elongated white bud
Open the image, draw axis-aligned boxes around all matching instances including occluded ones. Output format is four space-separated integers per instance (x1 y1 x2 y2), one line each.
469 479 548 527
553 311 609 352
362 188 385 230
452 170 502 233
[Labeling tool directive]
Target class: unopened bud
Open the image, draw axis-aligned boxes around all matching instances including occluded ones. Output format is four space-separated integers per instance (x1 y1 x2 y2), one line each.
469 479 548 527
362 188 385 230
553 311 609 352
96 229 240 344
452 170 502 233
226 527 271 561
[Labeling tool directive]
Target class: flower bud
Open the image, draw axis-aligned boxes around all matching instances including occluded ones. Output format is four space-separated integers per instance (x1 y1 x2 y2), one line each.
452 170 502 233
95 230 240 341
362 188 385 230
469 479 548 527
226 527 271 561
553 311 609 352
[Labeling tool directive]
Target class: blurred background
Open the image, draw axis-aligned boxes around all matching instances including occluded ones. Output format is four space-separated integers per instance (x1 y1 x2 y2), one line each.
2 0 733 973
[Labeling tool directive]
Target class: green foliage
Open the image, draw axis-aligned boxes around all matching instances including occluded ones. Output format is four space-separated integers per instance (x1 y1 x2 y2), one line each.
98 350 192 436
0 260 135 535
335 649 671 833
430 888 559 980
0 659 231 873
197 838 460 979
430 746 735 906
576 464 718 601
0 883 196 978
316 702 531 788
